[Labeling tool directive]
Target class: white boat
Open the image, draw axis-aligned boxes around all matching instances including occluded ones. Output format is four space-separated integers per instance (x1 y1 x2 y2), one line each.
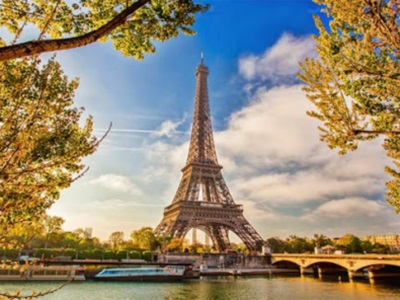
0 265 85 281
94 265 186 281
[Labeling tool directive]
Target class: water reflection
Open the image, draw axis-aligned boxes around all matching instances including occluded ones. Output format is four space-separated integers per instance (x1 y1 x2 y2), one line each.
0 275 399 300
300 273 400 298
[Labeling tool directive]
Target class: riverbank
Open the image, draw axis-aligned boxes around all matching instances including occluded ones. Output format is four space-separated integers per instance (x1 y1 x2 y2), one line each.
199 267 298 276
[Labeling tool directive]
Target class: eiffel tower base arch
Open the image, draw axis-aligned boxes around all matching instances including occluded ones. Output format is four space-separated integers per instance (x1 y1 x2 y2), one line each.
155 202 264 252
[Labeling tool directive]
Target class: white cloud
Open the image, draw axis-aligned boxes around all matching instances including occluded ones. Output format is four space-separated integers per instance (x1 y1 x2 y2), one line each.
301 197 384 222
239 198 285 222
90 174 142 195
230 171 383 205
216 85 321 164
239 33 316 81
89 198 165 209
215 61 390 210
154 115 187 137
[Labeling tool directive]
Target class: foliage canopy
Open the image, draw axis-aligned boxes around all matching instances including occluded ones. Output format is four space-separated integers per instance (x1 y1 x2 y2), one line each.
131 226 157 250
0 0 208 60
0 57 100 232
299 0 400 212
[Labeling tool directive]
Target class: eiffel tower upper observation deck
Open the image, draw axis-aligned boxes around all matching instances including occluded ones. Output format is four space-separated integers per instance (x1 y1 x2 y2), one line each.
154 57 265 252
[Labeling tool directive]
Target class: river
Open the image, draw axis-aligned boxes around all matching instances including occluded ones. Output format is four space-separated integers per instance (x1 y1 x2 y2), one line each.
1 275 400 299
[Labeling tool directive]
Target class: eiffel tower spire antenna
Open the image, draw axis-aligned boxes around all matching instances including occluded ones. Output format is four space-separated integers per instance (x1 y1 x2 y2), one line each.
154 59 265 252
185 54 218 166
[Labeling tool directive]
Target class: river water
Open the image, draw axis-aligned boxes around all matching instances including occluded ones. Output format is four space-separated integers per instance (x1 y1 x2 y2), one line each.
1 275 400 299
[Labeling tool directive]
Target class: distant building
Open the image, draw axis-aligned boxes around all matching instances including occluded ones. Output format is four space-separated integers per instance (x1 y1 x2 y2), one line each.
84 227 93 239
205 234 210 247
192 228 197 244
313 245 337 254
319 245 336 254
364 234 400 251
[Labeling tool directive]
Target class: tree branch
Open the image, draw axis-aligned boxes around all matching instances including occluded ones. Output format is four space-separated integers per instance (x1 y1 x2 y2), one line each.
5 122 112 177
0 0 150 61
341 52 400 84
0 278 72 299
353 129 400 135
38 0 63 41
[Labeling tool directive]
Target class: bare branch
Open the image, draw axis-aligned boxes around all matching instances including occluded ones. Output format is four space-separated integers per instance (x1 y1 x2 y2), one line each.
0 279 72 299
94 122 113 147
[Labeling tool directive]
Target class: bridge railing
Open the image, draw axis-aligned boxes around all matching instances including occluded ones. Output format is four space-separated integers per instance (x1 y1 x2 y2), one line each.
272 253 400 260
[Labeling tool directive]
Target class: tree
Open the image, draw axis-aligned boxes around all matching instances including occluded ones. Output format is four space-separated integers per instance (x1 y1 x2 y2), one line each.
42 216 64 236
0 57 101 234
230 243 247 253
361 240 374 253
188 242 206 253
298 0 400 212
166 238 185 252
60 231 81 249
155 236 172 253
109 231 124 250
1 217 45 249
312 233 330 248
0 0 207 242
72 228 87 241
131 227 157 250
42 215 64 248
335 234 362 253
284 235 313 253
371 242 391 254
0 0 208 61
266 237 286 253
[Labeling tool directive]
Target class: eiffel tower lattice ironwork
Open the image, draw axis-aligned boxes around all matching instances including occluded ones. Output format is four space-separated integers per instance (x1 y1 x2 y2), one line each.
154 57 264 252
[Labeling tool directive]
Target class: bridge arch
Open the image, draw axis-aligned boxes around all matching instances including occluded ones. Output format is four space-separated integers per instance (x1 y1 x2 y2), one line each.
353 262 400 272
271 259 301 270
303 260 349 270
272 258 349 270
272 258 301 267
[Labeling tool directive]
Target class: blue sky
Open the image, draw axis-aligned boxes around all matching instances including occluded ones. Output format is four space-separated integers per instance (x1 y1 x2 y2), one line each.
40 0 400 242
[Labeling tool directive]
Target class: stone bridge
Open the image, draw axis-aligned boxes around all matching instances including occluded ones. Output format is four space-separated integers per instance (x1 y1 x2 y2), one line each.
272 254 400 278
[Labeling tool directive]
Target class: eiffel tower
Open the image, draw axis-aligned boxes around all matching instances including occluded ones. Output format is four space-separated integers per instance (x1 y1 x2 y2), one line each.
154 57 264 252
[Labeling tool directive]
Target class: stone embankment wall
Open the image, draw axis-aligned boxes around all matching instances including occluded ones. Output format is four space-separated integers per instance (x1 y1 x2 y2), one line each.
158 253 270 268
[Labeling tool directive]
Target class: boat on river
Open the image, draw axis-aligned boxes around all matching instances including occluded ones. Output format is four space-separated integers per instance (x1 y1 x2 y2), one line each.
94 265 186 281
0 265 85 281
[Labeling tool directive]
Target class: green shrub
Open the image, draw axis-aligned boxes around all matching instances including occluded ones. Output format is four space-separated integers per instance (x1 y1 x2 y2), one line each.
63 249 76 258
91 249 104 259
34 249 54 259
3 249 19 259
103 251 116 260
77 250 89 259
116 250 128 260
129 250 141 259
142 251 153 262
